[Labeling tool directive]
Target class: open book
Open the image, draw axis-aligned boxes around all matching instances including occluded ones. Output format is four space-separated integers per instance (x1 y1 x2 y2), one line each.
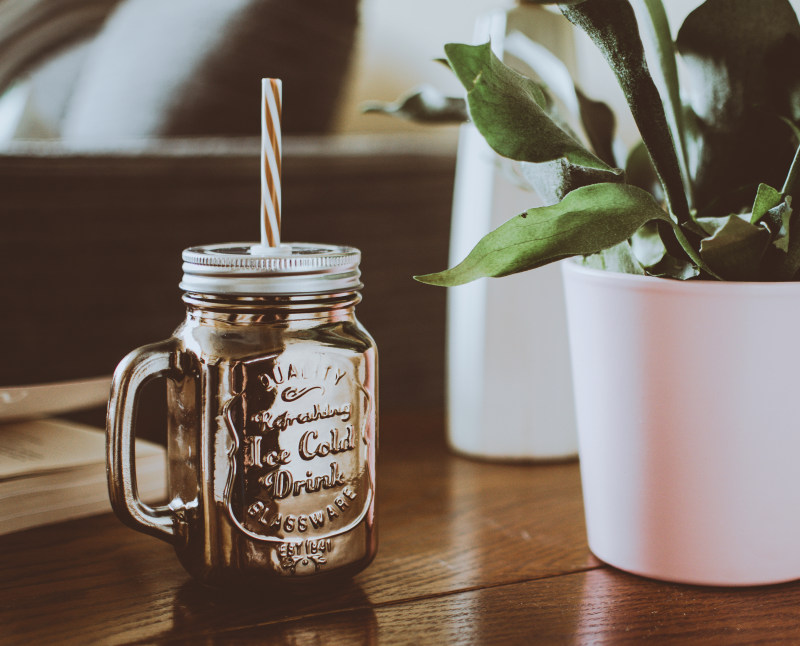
0 418 166 535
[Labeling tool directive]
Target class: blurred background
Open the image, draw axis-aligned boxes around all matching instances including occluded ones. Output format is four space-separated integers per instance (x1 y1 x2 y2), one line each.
0 0 771 440
0 0 705 143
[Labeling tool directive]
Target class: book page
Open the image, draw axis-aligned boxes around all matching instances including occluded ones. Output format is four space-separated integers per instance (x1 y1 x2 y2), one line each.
0 377 111 422
0 418 162 480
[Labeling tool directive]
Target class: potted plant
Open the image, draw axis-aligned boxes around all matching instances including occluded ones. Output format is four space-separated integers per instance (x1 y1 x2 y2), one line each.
374 0 800 586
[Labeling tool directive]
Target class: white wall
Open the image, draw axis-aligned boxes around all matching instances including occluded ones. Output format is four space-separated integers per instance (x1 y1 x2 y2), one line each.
338 0 777 138
338 0 507 133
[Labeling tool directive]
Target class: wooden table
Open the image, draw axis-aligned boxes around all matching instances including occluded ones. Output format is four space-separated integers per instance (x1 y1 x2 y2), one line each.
2 412 800 645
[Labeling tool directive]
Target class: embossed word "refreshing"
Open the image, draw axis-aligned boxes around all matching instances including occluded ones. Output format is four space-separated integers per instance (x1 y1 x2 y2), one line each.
261 462 345 499
299 427 356 460
250 403 352 433
247 487 358 533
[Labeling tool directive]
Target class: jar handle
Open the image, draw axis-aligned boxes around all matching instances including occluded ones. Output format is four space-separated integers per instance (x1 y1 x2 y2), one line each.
107 339 186 545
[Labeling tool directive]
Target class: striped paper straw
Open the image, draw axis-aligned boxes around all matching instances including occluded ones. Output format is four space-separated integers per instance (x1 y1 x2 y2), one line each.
260 78 282 248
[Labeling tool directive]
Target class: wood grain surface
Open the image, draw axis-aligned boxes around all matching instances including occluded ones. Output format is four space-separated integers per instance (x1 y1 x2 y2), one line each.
4 412 798 645
0 412 592 645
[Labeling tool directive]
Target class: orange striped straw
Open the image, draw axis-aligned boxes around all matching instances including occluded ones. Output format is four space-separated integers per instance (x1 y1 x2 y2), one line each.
260 78 282 248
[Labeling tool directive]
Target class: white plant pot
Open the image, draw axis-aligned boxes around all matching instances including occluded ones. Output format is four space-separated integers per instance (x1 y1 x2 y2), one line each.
562 261 800 586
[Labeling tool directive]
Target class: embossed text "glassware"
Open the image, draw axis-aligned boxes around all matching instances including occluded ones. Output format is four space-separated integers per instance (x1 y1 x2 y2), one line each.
107 243 378 586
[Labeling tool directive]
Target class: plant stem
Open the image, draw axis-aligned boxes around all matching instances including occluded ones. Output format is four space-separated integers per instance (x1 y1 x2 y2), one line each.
636 0 693 209
560 0 692 226
671 223 722 280
781 142 800 198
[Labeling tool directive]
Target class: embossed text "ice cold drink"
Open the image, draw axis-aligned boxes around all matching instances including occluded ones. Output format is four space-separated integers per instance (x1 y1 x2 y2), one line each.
107 243 378 586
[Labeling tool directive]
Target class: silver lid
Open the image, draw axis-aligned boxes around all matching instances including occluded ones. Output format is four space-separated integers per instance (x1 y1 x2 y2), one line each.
180 242 362 295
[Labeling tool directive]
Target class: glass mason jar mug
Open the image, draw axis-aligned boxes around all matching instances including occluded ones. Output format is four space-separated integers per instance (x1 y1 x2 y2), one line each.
107 243 378 586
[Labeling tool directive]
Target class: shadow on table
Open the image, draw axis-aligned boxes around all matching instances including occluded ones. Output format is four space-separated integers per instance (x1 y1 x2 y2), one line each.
164 578 378 644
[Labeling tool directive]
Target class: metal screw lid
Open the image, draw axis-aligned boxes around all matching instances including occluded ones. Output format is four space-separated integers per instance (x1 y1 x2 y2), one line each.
180 242 362 295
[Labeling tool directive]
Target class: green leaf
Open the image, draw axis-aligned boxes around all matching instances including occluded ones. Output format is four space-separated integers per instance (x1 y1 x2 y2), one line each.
444 42 616 172
625 140 662 201
502 30 618 166
575 88 617 167
629 220 699 278
696 214 745 237
646 253 701 280
519 158 623 206
762 203 800 279
747 185 791 253
497 31 620 193
361 85 467 123
682 216 709 240
579 241 645 275
750 183 782 225
560 0 690 225
676 0 800 215
699 215 771 281
630 220 667 267
764 201 793 252
415 183 671 286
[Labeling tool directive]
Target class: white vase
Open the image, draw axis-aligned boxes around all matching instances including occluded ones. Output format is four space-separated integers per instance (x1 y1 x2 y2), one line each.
444 4 580 461
562 261 800 585
446 123 578 460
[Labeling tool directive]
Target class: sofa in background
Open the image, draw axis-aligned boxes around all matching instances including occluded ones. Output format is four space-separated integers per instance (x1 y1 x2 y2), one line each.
1 133 456 440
